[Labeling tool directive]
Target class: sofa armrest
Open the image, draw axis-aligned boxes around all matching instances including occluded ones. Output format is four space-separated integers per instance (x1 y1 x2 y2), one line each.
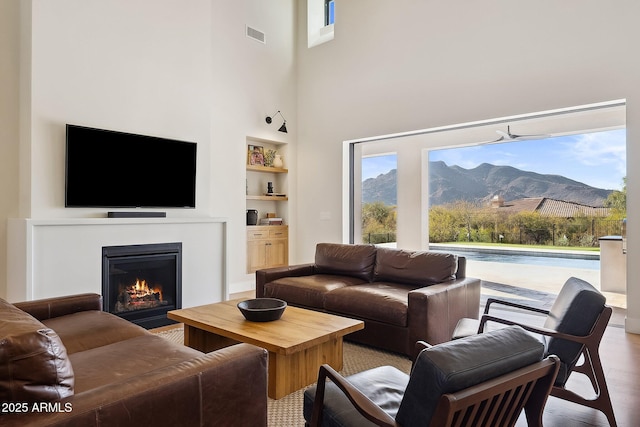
407 277 481 348
2 343 268 427
255 263 315 297
13 293 102 321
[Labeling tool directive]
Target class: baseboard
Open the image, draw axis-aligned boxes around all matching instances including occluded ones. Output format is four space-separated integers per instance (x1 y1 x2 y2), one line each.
229 279 256 298
625 316 640 334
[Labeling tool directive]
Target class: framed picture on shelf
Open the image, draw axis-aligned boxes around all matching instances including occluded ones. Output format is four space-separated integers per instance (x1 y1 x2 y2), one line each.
248 145 265 166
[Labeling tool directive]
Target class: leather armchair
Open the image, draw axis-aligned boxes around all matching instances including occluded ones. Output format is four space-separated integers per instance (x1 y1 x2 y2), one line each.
453 276 617 427
304 325 560 427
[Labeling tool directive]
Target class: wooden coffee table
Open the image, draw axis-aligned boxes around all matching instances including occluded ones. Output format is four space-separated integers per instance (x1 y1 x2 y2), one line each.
167 299 364 399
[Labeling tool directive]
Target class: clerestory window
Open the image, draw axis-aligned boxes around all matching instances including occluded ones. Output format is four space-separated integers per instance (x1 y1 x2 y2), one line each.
325 0 335 26
308 0 334 47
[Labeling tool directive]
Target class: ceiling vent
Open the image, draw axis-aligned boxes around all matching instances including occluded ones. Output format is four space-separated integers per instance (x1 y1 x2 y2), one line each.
246 26 266 44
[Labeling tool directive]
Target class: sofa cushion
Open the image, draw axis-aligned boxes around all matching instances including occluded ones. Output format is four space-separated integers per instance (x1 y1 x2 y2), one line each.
70 334 203 392
314 243 377 282
324 283 412 327
0 298 74 402
303 365 409 427
264 275 367 308
42 310 149 354
374 248 457 286
396 325 544 426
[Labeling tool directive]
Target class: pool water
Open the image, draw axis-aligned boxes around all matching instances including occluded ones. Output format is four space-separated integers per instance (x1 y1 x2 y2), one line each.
438 250 600 270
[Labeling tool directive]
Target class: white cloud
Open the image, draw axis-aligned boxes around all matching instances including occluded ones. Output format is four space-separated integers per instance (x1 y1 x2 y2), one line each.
425 128 626 190
561 130 626 188
568 130 626 168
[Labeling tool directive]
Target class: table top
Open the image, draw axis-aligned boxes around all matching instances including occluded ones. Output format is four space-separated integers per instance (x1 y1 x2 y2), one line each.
167 299 364 355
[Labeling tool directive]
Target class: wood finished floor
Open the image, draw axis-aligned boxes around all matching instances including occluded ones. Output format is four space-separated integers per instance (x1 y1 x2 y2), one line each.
221 289 639 426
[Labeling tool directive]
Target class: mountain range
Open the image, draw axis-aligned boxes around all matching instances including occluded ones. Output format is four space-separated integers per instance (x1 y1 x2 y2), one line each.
362 161 613 207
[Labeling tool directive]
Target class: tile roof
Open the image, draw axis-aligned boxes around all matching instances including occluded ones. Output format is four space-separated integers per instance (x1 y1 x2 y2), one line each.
493 197 544 213
494 197 610 217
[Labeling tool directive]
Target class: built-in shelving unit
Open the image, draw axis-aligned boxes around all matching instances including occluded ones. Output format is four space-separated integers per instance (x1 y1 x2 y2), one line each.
245 136 289 273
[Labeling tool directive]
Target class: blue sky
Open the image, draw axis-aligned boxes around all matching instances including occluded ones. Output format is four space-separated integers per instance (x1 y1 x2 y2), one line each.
362 128 626 191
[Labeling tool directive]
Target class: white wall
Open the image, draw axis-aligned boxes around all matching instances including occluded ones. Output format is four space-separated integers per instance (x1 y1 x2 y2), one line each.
1 0 297 299
296 1 640 332
27 0 214 218
209 1 298 291
0 1 21 299
7 218 228 306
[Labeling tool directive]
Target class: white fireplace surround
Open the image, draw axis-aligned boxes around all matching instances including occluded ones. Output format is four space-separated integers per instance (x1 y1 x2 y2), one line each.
6 217 228 306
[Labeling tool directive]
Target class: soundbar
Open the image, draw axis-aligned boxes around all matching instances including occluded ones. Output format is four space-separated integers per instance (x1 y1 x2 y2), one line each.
107 212 167 218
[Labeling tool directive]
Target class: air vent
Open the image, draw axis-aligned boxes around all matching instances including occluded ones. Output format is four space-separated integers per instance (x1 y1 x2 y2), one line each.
246 25 265 44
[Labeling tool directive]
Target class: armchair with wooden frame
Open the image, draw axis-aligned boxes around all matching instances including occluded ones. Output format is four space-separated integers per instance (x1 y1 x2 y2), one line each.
453 276 617 426
303 325 560 427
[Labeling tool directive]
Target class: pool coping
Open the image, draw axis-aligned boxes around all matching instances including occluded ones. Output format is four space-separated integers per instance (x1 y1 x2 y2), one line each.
429 243 600 260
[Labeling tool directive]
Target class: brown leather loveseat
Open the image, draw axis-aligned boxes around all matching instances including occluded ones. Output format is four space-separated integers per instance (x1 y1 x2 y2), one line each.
256 243 481 357
0 293 268 427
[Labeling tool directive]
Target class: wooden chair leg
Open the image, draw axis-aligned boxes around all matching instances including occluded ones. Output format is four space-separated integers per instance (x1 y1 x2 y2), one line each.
524 363 559 427
551 345 617 427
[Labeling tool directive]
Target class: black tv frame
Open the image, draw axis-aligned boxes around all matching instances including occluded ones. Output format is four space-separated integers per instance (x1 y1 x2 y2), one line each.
65 124 197 209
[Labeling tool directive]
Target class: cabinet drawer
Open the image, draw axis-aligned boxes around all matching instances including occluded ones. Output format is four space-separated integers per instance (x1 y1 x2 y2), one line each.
247 229 269 240
247 226 287 240
269 228 288 239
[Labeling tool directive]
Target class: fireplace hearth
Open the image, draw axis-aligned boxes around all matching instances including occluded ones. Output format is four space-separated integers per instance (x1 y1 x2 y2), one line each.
102 242 182 329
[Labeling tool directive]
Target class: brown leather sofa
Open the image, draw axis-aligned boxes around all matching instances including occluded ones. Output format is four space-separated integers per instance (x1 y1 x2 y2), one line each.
0 293 268 427
256 243 481 358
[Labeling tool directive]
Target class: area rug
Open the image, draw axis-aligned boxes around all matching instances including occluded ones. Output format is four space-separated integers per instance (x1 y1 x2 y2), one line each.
154 326 411 426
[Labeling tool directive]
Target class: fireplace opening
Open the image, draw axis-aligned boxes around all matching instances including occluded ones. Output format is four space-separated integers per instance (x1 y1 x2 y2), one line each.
102 243 182 329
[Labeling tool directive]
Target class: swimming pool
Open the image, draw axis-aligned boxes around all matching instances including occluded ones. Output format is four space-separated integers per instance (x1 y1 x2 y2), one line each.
431 247 600 270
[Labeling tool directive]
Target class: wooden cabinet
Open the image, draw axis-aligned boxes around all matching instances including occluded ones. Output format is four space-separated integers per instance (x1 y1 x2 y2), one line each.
246 225 289 273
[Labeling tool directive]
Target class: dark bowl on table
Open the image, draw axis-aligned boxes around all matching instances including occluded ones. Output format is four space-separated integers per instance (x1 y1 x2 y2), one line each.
237 298 287 322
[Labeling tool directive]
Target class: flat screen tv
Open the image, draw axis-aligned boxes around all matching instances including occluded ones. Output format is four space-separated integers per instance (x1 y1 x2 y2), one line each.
65 124 197 208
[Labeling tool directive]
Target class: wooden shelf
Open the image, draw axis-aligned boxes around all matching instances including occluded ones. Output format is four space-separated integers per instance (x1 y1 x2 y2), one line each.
247 195 288 201
246 164 288 173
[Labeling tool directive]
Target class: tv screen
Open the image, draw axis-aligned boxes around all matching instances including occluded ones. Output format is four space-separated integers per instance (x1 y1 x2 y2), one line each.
65 124 197 208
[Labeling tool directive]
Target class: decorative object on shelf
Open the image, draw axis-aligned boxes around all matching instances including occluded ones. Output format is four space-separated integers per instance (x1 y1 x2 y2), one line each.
264 149 276 167
237 298 287 322
246 209 258 225
259 217 283 225
273 154 284 168
265 110 288 133
248 145 265 166
267 182 274 194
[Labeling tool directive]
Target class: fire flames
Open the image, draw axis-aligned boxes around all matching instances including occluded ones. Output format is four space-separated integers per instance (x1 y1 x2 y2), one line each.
115 278 168 313
131 279 163 301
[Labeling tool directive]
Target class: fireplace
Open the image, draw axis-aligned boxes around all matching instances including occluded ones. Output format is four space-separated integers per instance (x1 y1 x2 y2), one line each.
102 242 182 329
